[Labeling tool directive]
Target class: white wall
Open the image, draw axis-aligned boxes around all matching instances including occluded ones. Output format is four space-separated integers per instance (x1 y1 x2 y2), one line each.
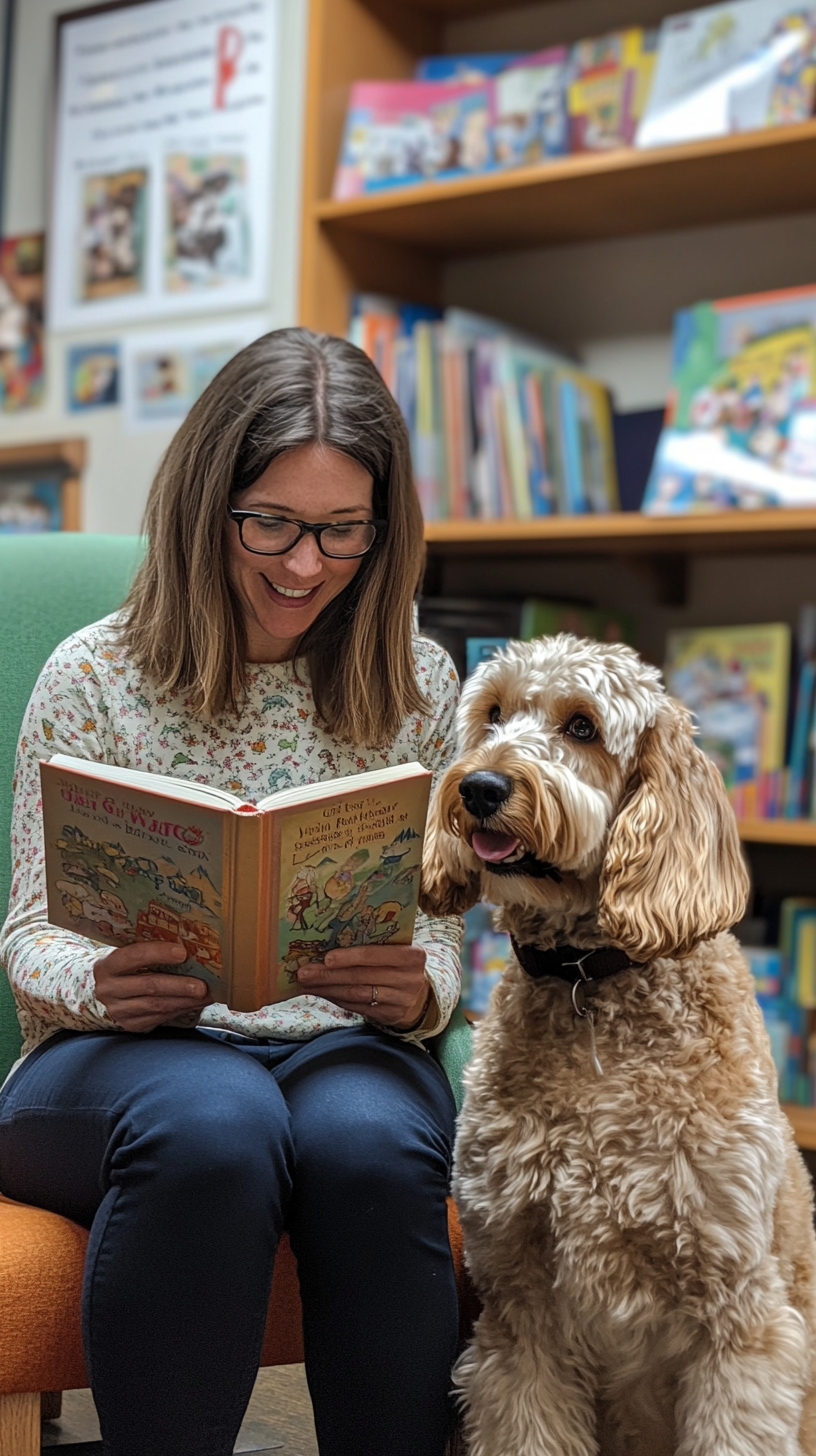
0 0 307 533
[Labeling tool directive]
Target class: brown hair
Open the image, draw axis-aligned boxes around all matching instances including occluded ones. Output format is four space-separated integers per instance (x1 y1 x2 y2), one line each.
119 327 427 746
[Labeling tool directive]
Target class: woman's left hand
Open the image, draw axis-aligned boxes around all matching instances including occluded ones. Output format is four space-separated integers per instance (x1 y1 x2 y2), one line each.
296 944 431 1031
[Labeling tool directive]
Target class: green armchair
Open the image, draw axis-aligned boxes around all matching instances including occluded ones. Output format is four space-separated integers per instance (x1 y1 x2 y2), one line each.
0 532 472 1452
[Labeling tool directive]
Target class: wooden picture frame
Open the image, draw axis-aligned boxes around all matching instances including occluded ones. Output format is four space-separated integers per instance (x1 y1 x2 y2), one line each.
0 439 85 533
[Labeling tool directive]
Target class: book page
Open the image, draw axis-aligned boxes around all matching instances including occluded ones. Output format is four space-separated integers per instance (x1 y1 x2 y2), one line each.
271 771 432 998
255 758 430 814
41 760 231 995
46 753 246 810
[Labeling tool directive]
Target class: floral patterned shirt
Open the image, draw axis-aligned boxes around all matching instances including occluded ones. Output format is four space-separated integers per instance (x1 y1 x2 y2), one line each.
1 614 462 1074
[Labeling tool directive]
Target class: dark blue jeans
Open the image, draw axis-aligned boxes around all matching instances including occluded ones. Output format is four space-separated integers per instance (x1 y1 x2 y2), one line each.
0 1024 458 1456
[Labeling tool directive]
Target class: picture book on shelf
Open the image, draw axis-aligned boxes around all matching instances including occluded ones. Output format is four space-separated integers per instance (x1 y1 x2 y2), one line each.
332 80 494 199
664 622 791 815
637 0 816 149
40 756 432 1014
415 53 525 81
568 28 658 150
492 48 570 164
642 283 816 514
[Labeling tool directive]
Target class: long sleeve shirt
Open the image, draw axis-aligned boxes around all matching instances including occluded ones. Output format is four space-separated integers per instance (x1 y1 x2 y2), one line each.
1 613 463 1073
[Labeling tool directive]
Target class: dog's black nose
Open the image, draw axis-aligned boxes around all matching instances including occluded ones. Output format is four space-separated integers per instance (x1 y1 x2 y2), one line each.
459 771 513 820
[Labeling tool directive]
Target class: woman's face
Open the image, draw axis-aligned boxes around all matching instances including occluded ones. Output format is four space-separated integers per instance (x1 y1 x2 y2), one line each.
227 442 374 663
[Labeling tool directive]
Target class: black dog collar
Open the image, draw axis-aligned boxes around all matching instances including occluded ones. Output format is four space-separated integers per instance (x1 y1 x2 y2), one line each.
511 939 643 995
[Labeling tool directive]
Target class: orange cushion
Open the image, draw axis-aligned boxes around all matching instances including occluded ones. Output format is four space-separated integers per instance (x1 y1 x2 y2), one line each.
0 1195 471 1395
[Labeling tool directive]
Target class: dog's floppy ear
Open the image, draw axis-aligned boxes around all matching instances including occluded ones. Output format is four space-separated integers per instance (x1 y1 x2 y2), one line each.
598 696 749 961
419 784 482 917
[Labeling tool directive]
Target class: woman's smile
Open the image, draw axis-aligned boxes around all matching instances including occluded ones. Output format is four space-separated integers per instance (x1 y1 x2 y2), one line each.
260 574 323 605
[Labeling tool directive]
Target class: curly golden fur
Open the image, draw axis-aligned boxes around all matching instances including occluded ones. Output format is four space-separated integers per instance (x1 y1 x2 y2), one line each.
421 635 816 1456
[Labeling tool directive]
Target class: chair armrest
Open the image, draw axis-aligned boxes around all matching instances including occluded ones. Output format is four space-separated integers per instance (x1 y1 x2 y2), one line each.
427 1002 472 1113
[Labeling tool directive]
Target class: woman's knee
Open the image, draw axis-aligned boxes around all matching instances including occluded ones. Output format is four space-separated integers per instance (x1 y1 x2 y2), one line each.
108 1045 294 1197
292 1068 453 1203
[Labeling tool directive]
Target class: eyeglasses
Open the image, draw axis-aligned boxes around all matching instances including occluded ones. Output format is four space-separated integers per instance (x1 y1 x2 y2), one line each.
227 507 386 559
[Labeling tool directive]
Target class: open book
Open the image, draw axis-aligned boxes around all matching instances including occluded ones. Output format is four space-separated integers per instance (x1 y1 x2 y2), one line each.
40 755 432 1012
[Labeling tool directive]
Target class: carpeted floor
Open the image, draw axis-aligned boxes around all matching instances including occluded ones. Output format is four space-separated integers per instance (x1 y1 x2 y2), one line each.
40 1364 319 1454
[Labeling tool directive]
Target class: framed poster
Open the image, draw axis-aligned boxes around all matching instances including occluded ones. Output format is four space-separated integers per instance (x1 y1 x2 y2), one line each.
49 0 279 330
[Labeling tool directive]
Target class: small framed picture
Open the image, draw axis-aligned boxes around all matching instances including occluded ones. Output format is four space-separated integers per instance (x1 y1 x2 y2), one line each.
0 441 86 531
67 342 120 411
0 476 63 533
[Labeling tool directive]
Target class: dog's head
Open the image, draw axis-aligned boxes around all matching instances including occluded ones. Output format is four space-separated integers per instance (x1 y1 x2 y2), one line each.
420 635 749 961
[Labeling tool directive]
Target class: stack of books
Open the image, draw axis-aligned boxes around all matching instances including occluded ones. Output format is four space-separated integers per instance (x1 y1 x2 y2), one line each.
351 297 619 521
333 2 816 198
664 610 816 821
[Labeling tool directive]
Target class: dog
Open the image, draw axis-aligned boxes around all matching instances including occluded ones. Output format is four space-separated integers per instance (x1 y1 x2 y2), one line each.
421 634 816 1456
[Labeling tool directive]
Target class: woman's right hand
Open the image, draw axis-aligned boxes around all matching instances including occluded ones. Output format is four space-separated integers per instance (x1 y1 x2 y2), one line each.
94 941 212 1033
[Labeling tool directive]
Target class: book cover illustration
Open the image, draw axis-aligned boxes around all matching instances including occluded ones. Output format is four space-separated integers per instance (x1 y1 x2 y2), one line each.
642 284 816 513
492 48 569 165
42 765 228 993
568 29 656 150
333 80 494 199
665 622 791 813
274 775 430 994
415 53 525 81
637 0 816 149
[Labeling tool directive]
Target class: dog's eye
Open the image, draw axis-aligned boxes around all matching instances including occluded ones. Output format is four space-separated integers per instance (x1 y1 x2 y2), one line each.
488 705 503 726
564 713 597 742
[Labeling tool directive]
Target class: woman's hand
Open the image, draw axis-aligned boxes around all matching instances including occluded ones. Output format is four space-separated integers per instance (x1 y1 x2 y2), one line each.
296 944 432 1031
94 941 213 1034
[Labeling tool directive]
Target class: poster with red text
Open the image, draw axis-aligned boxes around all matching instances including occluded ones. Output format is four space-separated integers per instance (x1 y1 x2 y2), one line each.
49 0 279 329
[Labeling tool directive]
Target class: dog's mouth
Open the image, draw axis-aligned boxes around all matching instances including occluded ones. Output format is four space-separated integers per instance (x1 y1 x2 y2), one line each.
471 830 563 882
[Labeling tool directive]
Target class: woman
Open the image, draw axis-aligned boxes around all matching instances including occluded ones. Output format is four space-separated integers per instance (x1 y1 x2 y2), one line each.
0 329 462 1456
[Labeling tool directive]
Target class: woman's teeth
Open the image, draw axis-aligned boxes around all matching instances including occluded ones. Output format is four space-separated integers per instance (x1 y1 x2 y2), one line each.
271 583 315 598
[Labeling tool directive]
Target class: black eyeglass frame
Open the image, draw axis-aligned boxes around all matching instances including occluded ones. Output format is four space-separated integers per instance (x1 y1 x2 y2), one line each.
227 506 387 559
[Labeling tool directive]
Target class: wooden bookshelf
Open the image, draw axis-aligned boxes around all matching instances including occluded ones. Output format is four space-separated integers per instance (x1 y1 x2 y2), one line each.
316 121 816 258
299 2 816 332
738 820 816 848
423 510 816 557
300 0 816 1149
783 1105 816 1151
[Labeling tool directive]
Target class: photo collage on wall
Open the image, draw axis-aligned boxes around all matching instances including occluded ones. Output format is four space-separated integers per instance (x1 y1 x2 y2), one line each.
0 0 280 485
50 0 279 328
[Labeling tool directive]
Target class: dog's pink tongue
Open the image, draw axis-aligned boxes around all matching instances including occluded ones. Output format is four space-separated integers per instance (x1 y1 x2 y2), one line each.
472 830 521 862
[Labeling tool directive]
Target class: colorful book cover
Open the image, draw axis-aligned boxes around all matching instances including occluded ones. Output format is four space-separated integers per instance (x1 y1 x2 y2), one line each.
416 53 524 81
333 80 494 199
637 0 816 150
493 47 569 165
643 284 816 514
664 622 792 791
793 913 816 1008
781 897 816 1004
742 944 784 995
520 599 635 646
786 657 816 816
40 756 432 1013
466 637 510 675
568 28 654 150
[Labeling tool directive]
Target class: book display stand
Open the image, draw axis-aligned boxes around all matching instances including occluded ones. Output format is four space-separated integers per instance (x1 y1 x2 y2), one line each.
298 0 816 1144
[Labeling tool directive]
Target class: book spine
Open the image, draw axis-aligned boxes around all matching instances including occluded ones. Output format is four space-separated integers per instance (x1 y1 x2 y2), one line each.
228 809 268 1012
559 376 585 513
498 345 533 518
